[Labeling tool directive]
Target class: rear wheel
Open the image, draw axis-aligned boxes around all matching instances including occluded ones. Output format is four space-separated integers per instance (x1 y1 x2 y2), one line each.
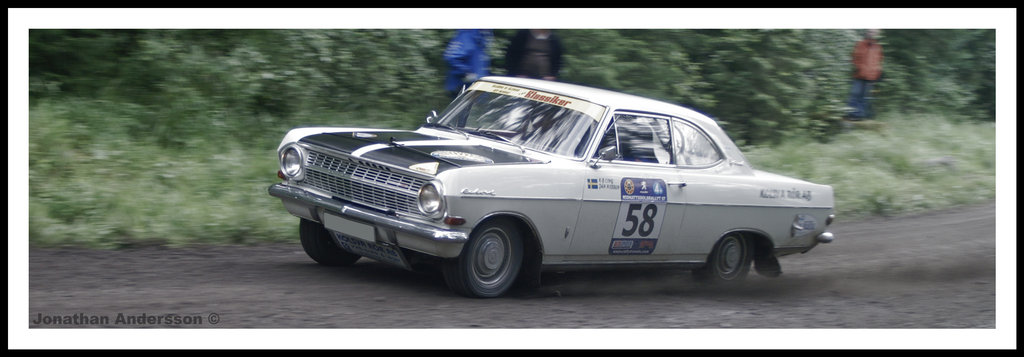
443 219 523 298
299 218 361 266
693 233 752 282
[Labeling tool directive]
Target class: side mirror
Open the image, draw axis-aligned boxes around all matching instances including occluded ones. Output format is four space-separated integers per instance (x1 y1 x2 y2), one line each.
599 146 619 161
425 110 438 124
590 146 618 168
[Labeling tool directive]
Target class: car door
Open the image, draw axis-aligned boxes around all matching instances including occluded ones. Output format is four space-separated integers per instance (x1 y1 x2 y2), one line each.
569 112 689 260
658 117 729 256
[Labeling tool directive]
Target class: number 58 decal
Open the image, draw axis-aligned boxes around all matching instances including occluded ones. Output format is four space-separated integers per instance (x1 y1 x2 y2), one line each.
613 177 668 240
613 202 666 239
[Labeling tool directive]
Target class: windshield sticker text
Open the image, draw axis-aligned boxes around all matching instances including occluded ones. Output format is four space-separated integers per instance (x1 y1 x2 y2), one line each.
524 90 572 106
469 81 607 121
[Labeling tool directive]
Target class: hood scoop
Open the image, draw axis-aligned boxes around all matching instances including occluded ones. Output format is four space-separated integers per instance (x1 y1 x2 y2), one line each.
429 150 495 164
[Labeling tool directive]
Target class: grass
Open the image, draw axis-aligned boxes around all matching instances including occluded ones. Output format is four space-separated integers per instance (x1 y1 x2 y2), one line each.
26 100 996 248
743 113 996 219
27 99 297 248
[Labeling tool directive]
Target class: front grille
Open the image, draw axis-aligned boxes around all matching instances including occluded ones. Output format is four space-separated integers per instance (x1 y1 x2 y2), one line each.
301 149 429 216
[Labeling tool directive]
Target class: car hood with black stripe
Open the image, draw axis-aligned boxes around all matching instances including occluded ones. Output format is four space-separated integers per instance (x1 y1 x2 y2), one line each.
298 129 540 175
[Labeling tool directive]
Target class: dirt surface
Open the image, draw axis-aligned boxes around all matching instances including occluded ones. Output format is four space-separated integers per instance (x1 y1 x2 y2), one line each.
24 202 1007 347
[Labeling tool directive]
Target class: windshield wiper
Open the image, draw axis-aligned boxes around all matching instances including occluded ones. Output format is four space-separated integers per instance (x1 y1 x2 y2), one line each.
422 122 469 139
464 128 527 154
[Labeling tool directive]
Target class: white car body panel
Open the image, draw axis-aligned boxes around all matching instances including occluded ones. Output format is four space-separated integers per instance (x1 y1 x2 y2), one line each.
269 76 836 293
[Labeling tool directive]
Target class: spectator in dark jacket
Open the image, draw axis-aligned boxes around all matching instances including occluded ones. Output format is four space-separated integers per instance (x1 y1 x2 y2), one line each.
504 29 563 81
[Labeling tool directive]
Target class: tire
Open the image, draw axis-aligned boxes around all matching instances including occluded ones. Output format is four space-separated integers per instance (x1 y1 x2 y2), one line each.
693 233 752 282
299 218 361 266
443 219 524 298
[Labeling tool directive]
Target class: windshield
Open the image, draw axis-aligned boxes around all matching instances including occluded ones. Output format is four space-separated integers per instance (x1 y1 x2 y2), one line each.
433 82 606 158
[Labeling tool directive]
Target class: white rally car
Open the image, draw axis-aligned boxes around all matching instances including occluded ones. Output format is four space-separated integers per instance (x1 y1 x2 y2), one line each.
269 76 835 298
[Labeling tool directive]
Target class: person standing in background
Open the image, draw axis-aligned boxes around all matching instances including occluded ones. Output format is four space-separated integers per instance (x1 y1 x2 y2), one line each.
846 29 883 120
444 29 493 99
504 29 563 81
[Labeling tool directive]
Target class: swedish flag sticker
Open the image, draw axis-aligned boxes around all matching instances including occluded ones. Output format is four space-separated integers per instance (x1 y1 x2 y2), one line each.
587 178 599 189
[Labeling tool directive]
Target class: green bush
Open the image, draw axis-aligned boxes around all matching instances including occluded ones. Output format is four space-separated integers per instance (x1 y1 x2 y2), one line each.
29 29 996 146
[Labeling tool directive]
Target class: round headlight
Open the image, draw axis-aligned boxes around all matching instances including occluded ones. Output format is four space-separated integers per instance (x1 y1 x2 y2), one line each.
281 146 304 179
418 183 443 217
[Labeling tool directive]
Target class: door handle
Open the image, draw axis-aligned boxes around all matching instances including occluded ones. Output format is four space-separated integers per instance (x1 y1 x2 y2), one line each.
666 181 687 188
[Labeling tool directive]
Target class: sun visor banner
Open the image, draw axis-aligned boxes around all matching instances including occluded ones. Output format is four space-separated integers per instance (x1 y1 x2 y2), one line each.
469 81 607 121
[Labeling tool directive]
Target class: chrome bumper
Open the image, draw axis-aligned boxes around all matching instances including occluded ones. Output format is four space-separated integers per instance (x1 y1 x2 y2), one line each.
268 184 468 257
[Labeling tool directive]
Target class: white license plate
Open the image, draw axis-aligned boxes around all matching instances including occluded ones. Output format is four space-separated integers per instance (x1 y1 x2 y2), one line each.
323 213 375 242
322 213 409 269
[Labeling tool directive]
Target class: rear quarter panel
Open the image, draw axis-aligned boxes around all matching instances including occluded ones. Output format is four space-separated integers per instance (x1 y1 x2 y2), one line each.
678 169 835 255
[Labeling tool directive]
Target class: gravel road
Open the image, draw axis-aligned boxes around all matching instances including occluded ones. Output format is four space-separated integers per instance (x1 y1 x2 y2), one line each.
23 201 1010 348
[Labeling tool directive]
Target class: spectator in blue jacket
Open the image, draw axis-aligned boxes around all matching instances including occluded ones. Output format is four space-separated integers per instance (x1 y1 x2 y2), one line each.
444 29 493 99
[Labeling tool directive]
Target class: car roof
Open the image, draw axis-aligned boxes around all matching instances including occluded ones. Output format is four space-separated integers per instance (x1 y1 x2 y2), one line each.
479 76 752 173
481 76 719 128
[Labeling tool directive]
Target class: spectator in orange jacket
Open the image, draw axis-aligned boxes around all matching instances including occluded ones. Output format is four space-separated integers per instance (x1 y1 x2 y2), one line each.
847 29 883 120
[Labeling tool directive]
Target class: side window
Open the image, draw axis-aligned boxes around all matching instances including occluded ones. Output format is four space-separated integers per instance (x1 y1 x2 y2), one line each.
605 114 673 164
672 119 722 166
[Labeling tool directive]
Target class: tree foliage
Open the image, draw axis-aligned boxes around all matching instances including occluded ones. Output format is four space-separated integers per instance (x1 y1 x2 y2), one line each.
28 29 995 147
877 29 996 121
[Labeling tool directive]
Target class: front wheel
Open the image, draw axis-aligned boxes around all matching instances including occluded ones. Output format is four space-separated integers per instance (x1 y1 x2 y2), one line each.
299 218 361 266
443 219 523 298
693 233 752 282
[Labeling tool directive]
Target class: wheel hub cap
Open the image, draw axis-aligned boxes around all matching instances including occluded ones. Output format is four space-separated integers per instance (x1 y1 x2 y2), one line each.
719 239 741 273
475 233 507 280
